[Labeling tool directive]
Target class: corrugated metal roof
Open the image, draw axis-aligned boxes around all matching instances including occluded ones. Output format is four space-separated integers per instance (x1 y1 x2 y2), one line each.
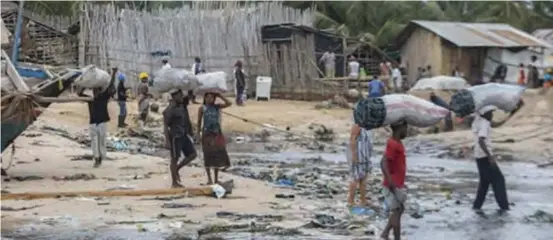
404 20 552 48
532 28 553 44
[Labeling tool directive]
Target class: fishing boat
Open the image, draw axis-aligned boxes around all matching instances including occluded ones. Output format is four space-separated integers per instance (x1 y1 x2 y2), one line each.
1 65 81 153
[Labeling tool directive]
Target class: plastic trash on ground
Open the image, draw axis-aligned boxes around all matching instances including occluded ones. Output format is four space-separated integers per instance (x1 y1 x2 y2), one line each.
211 184 226 199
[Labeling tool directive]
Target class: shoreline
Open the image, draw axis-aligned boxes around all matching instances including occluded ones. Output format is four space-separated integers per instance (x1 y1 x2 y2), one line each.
2 97 553 239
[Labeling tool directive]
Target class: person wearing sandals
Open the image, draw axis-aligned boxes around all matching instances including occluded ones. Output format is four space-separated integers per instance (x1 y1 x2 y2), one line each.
346 120 374 208
197 92 232 184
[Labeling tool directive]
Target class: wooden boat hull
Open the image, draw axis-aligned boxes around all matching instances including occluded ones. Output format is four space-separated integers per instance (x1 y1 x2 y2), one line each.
1 72 80 153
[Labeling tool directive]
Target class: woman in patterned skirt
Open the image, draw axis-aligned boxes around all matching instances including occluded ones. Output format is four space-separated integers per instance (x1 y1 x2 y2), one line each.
347 122 374 207
197 92 232 184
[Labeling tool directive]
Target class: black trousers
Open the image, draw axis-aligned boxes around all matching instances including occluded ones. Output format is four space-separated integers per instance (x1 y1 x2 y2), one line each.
473 157 510 210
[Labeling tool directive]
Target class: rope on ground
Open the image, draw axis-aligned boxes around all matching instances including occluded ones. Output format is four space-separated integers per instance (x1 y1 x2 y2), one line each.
221 111 344 148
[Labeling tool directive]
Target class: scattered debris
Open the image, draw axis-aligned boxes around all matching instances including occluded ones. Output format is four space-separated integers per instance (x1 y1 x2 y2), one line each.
525 210 553 223
216 211 284 222
52 173 96 181
157 213 188 219
140 195 187 201
1 204 43 211
314 94 352 109
4 175 44 182
161 203 203 209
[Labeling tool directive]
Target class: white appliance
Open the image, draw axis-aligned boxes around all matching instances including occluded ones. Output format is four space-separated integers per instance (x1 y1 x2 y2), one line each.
255 76 272 101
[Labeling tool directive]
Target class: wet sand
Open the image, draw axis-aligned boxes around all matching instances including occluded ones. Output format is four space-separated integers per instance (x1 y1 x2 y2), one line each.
2 97 553 239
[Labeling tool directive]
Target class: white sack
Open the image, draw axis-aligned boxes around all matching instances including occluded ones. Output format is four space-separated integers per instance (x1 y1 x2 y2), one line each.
152 68 199 93
449 83 525 117
73 65 111 91
468 83 525 112
410 76 470 91
195 71 229 94
382 94 450 127
354 94 450 129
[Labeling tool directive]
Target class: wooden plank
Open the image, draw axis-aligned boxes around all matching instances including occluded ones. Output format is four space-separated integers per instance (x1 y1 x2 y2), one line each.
1 187 213 201
1 50 29 92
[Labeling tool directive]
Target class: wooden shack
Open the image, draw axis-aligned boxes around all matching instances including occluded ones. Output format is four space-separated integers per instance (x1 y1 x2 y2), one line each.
1 9 78 66
260 23 346 100
396 20 550 85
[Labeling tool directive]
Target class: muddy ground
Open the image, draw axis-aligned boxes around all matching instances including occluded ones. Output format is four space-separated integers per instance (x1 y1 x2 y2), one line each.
2 98 553 240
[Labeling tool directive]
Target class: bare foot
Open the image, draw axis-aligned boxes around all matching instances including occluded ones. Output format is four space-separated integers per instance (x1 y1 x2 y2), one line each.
206 180 213 185
171 183 184 188
379 234 390 240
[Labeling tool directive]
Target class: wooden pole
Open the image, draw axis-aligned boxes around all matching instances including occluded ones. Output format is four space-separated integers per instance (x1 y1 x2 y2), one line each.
1 186 214 201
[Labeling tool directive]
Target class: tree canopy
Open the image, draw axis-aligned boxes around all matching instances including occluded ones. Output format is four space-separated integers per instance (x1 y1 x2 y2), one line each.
22 1 553 47
284 1 553 47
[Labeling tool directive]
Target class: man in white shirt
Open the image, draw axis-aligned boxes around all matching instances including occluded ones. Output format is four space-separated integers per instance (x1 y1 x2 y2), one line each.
320 48 336 78
471 105 509 213
391 65 403 93
348 56 360 79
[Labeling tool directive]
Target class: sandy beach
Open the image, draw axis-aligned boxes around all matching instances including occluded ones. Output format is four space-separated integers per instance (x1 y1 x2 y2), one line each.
2 92 553 239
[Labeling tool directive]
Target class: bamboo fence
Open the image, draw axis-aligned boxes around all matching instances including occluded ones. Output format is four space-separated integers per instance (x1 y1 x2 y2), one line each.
80 1 315 92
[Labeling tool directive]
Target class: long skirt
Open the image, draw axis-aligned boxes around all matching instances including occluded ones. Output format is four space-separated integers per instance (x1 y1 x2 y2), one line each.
202 132 231 169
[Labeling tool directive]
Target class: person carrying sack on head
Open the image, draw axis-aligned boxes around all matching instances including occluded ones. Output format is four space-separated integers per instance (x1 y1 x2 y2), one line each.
78 67 118 168
380 120 408 240
471 105 510 214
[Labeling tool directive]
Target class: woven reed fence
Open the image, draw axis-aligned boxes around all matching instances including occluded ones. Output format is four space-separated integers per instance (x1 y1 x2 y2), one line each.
80 1 315 92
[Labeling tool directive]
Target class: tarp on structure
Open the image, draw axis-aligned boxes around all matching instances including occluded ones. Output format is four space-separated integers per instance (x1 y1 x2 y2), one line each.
484 48 548 84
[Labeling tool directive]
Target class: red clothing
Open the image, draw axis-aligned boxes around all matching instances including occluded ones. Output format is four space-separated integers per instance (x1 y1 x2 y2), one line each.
518 69 526 85
382 138 406 188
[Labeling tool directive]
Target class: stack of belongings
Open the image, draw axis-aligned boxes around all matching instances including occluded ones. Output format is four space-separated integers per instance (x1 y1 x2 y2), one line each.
449 83 525 118
353 94 450 130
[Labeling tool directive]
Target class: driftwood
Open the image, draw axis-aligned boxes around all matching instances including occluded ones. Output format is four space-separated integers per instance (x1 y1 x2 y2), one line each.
1 187 213 201
1 180 234 201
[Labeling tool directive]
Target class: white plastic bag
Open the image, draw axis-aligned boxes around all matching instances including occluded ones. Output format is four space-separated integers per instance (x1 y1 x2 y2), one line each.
354 94 450 129
152 68 199 93
73 65 111 90
449 83 525 117
195 71 228 94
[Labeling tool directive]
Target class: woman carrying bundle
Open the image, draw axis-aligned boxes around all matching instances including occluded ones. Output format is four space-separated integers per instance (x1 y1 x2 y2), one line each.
197 92 232 184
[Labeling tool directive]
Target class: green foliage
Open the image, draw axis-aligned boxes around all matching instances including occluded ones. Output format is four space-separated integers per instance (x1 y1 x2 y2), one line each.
286 1 553 47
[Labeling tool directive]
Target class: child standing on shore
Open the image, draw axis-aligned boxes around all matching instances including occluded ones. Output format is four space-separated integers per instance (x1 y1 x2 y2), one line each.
380 121 408 240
